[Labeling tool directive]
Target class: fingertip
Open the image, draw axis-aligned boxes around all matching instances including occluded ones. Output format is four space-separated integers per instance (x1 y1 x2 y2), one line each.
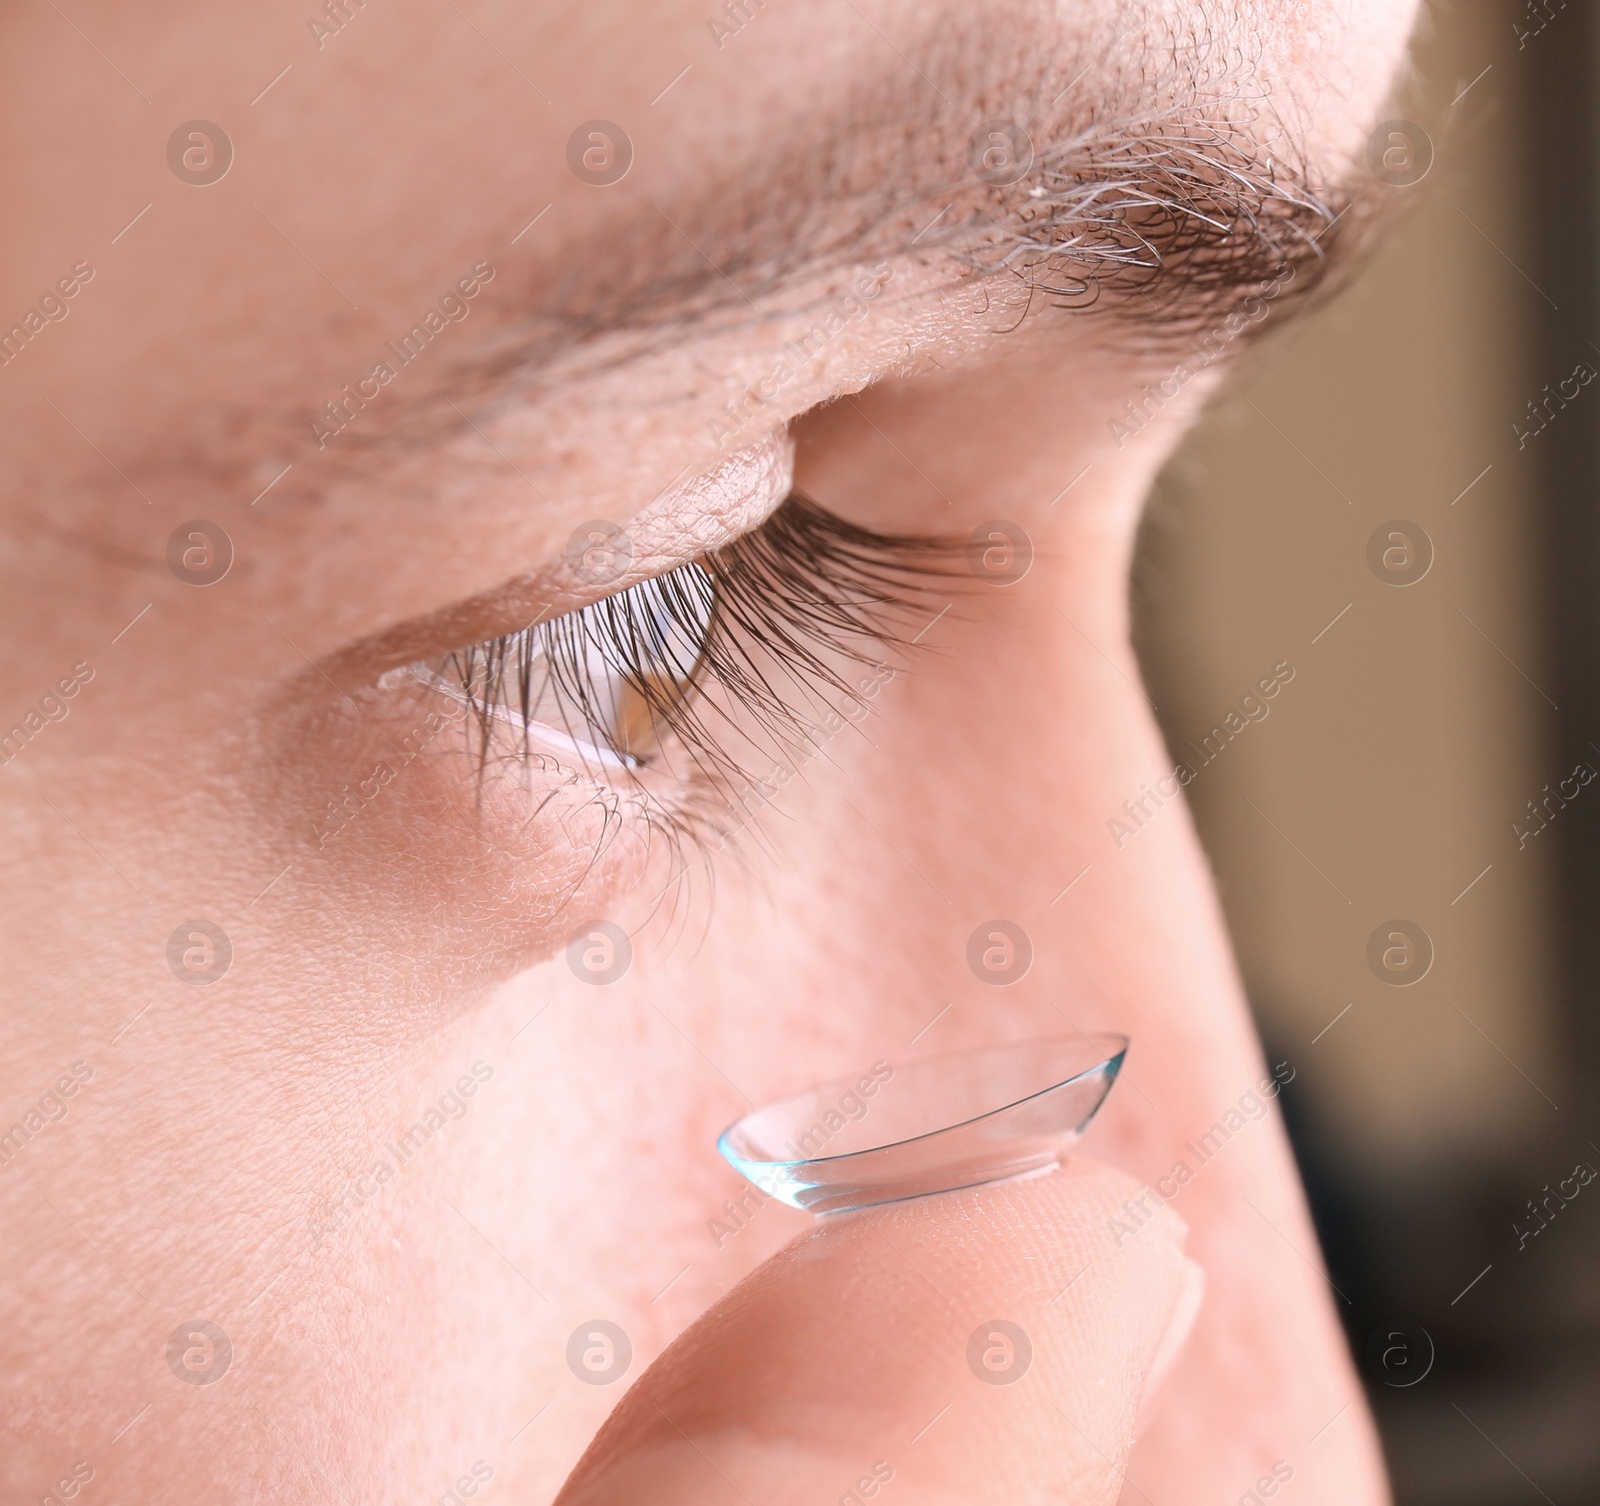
557 1156 1201 1506
1145 1254 1206 1399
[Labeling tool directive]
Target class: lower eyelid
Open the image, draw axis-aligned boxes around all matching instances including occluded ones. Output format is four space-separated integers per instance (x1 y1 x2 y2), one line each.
241 649 655 980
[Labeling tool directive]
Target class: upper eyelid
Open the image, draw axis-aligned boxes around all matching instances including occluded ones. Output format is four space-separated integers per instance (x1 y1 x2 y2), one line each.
478 428 795 641
324 431 797 688
523 427 791 576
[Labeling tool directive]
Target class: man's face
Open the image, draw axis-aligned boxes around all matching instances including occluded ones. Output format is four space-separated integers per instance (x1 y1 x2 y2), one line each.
0 1 1417 1501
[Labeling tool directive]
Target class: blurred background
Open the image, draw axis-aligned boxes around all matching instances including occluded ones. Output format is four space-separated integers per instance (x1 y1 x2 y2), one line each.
1131 2 1600 1501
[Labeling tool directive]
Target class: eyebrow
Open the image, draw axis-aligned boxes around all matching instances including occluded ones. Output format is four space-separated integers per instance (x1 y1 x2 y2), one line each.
468 29 1377 407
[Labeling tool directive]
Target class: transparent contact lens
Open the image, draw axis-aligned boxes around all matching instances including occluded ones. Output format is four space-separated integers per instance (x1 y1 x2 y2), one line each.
717 1032 1128 1215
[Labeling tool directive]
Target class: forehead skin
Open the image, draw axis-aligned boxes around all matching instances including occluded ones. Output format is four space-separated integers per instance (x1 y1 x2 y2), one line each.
0 1 1419 1501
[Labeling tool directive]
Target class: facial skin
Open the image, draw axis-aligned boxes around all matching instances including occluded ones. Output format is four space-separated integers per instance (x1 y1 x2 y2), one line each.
0 2 1419 1503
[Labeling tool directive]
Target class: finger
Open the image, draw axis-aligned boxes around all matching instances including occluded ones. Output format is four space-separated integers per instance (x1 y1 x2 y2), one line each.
556 1158 1203 1506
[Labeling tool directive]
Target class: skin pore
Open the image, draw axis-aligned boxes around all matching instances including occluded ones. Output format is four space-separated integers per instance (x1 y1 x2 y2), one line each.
0 1 1420 1502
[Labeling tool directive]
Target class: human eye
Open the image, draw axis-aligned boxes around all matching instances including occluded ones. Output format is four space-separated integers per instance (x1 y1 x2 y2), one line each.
406 491 959 845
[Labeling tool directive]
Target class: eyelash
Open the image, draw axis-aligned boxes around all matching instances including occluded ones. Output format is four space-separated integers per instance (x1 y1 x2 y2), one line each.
433 492 959 841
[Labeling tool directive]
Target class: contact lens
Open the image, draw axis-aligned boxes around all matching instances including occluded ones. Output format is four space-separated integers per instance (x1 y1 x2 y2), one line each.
717 1032 1127 1215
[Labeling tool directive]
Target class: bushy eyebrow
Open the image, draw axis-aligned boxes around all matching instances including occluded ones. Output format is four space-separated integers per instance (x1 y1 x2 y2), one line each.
423 10 1388 449
937 106 1352 325
524 48 1357 345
